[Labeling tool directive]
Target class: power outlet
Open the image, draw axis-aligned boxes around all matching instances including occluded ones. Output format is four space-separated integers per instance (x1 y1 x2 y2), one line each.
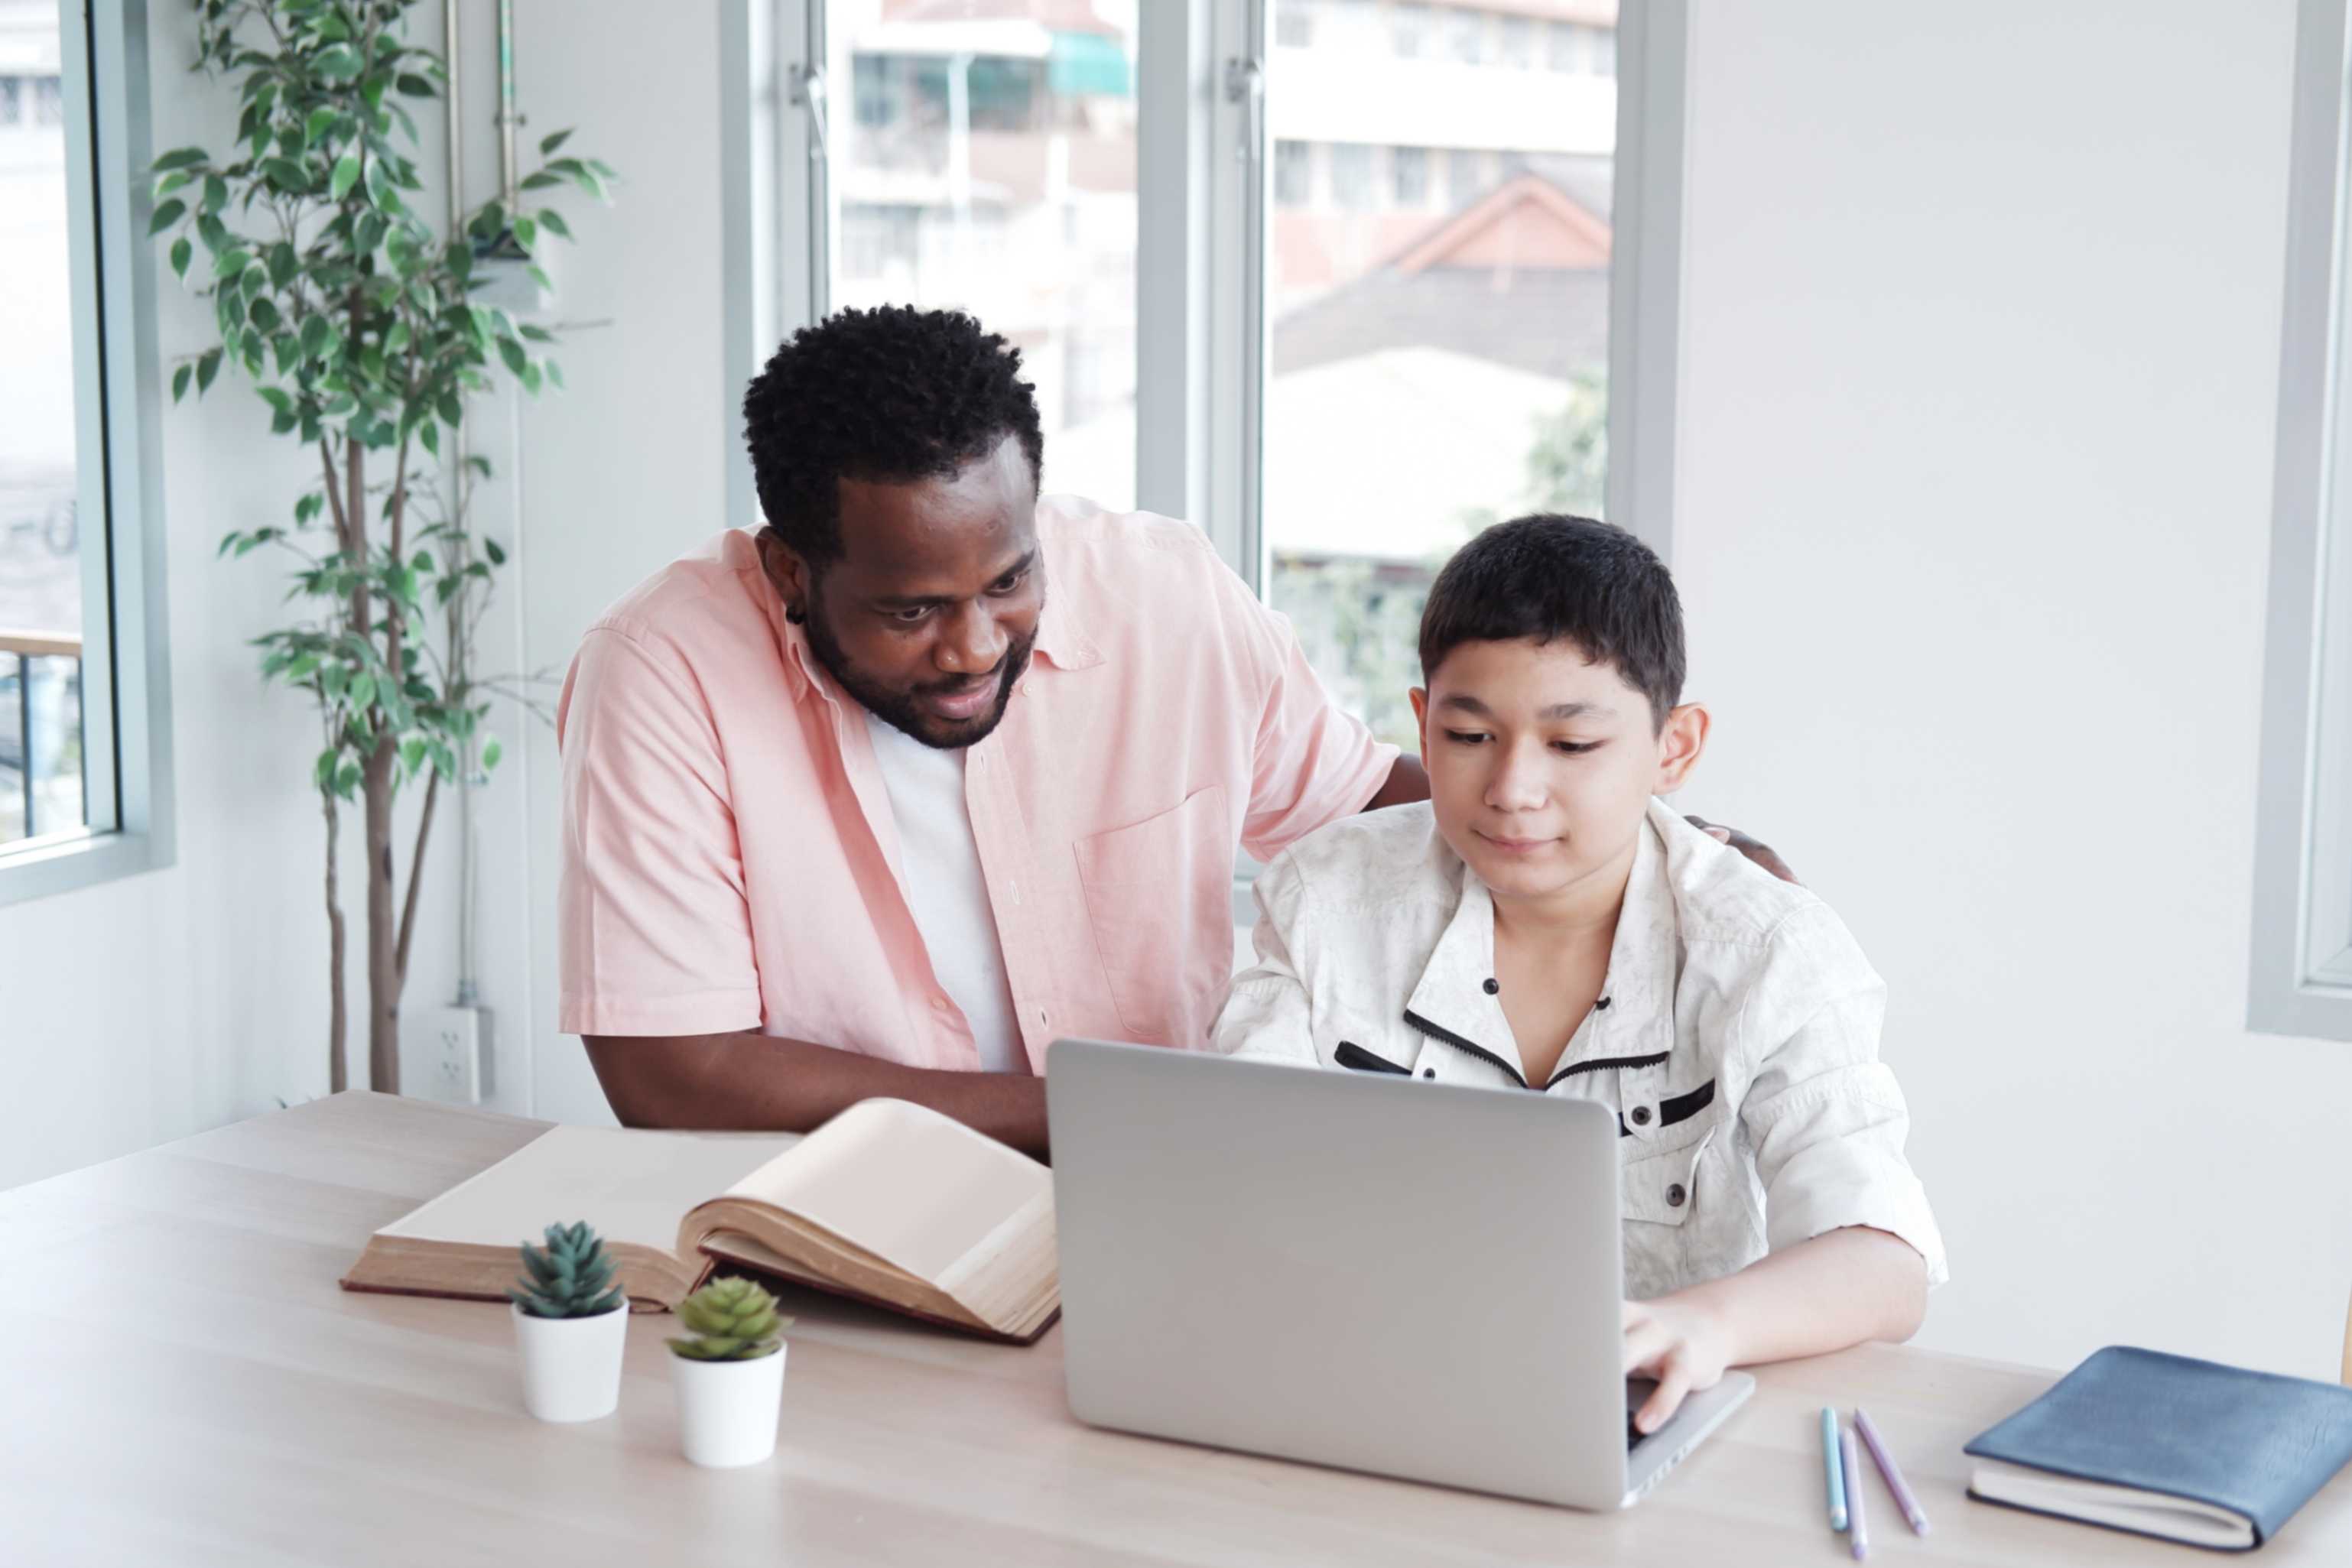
408 1005 492 1105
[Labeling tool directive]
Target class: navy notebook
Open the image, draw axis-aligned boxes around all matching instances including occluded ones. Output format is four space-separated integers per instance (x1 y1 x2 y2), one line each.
1964 1346 2352 1551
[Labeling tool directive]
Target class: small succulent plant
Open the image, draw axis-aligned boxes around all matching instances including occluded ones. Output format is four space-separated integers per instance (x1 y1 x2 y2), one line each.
666 1276 788 1361
509 1221 626 1319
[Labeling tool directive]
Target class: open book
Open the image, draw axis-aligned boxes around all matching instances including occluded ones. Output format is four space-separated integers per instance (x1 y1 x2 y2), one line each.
339 1099 1059 1343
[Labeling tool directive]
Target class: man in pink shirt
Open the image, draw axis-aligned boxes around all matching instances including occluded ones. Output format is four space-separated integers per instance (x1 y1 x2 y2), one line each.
557 307 1427 1156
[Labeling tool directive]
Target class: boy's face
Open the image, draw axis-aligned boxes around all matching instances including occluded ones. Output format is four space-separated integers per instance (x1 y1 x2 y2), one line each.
1411 638 1709 906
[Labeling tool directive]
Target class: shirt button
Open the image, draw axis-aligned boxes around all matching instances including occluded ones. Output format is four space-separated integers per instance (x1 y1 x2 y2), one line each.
1482 978 1499 995
1665 1183 1687 1208
1630 1105 1653 1127
1421 1067 1436 1079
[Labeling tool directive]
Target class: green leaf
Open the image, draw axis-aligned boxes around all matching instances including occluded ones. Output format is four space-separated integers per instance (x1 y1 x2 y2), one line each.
480 735 502 772
299 314 333 362
395 73 434 97
495 337 528 377
518 323 554 344
202 172 229 216
519 360 542 397
267 241 297 288
262 157 308 193
330 154 360 201
172 363 192 404
314 44 362 80
306 106 339 148
482 537 505 566
400 737 427 776
170 236 192 281
538 128 573 157
147 197 186 236
151 147 210 173
527 265 553 294
544 359 564 391
536 209 572 242
196 348 223 394
437 391 463 426
315 749 339 790
347 674 376 712
520 171 560 193
418 420 439 457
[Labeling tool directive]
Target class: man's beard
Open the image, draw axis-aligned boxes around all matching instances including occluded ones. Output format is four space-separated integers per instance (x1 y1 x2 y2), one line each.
800 596 1036 751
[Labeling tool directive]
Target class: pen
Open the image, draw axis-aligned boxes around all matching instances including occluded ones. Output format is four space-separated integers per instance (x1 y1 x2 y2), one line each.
1821 1407 1847 1531
1841 1427 1869 1560
1853 1406 1931 1535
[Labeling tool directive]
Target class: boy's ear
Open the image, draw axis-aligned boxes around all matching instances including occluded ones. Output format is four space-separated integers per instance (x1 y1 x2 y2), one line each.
1408 687 1431 763
1653 702 1710 792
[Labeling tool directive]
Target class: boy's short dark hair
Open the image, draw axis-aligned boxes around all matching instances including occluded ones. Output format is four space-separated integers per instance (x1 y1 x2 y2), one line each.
1417 514 1684 729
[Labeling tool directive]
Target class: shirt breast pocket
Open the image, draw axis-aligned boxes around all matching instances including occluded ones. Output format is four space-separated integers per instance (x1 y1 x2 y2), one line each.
1074 785 1232 1045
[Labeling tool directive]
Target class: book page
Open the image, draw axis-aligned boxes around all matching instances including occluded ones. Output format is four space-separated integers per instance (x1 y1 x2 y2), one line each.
722 1099 1048 1283
378 1125 800 1252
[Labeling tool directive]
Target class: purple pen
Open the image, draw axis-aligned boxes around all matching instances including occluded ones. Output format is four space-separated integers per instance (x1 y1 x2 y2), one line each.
1852 1407 1931 1535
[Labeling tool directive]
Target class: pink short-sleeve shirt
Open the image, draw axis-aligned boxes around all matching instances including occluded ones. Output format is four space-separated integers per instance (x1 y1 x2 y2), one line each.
556 495 1399 1071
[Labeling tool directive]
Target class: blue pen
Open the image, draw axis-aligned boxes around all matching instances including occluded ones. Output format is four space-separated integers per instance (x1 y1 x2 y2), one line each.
1822 1407 1848 1531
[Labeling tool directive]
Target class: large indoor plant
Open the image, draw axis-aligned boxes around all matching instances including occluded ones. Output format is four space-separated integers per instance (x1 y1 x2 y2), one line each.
147 0 611 1091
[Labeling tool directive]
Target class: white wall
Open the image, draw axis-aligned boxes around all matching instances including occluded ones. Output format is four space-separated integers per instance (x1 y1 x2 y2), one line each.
1671 0 2352 1379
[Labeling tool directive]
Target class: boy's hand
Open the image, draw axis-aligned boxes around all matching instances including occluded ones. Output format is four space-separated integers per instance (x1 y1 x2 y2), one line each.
1684 816 1800 884
1623 1296 1734 1434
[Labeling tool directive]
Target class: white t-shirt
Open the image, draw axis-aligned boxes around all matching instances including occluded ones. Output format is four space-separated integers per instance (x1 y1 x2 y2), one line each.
863 713 1028 1074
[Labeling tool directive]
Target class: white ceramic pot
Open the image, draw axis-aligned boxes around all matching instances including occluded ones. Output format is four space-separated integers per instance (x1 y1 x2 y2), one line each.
511 1300 629 1423
671 1343 788 1467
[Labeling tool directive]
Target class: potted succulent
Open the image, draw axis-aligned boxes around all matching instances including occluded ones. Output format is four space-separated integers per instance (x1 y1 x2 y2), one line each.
666 1276 791 1467
508 1221 629 1422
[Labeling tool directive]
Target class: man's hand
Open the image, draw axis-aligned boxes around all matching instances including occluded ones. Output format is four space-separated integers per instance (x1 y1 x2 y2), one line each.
1622 1296 1735 1435
1684 815 1799 884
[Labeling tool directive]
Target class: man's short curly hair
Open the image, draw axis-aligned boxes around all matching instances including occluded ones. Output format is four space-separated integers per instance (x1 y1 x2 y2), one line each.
742 306 1046 565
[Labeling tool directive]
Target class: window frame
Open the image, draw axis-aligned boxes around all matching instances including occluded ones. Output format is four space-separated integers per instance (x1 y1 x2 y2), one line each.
744 0 1688 573
0 0 177 907
2250 0 2352 1040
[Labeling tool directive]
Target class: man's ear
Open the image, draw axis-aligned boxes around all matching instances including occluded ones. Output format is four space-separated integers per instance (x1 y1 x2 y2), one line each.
1409 686 1431 767
1653 702 1710 792
755 531 814 624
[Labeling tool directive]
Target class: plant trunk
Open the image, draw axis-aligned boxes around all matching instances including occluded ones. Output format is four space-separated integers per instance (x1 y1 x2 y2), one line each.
324 784 347 1095
364 735 400 1092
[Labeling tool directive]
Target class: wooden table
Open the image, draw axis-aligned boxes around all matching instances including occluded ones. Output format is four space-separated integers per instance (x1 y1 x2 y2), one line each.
5 1093 2347 1566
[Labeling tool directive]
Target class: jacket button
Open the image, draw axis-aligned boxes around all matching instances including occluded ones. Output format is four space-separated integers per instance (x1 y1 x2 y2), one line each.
1422 1067 1436 1079
1483 978 1499 995
1630 1105 1653 1126
1665 1183 1687 1207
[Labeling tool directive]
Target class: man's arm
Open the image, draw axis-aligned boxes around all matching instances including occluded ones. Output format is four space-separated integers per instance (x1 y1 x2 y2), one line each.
1362 753 1428 810
584 1033 1050 1159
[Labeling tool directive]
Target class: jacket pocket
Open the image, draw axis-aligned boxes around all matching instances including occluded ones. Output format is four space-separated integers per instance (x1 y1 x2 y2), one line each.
1621 1125 1716 1229
1074 785 1232 1045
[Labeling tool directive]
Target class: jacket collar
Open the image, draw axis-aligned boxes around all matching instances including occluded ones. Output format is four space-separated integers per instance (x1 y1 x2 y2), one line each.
1402 810 1678 1089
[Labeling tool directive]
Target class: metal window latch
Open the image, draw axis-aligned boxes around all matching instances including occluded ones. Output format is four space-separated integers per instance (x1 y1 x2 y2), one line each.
792 63 830 161
1223 55 1263 163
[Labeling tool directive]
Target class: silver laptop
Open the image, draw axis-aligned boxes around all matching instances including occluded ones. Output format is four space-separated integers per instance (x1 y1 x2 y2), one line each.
1045 1037 1753 1510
